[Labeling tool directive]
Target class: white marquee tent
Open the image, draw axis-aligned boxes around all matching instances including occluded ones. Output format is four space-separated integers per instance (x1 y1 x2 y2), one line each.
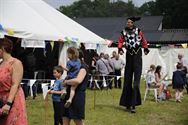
0 0 106 44
0 0 108 76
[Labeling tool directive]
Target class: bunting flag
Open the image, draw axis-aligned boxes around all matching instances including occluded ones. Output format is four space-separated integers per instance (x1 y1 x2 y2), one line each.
94 80 100 89
64 36 79 44
0 24 5 38
50 80 55 87
116 76 122 80
181 43 187 48
105 39 113 46
6 28 15 36
89 77 93 88
29 80 36 97
71 37 79 43
102 76 107 87
42 83 49 100
50 41 54 51
64 36 71 44
0 24 3 31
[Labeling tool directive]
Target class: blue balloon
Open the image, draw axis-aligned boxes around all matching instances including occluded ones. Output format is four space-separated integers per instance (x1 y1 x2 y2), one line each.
0 24 3 31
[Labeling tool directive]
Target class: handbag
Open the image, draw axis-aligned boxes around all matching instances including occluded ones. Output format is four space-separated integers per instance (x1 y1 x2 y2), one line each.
165 89 172 100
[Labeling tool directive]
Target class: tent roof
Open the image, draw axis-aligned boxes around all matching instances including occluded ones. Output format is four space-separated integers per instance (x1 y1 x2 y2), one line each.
0 0 106 44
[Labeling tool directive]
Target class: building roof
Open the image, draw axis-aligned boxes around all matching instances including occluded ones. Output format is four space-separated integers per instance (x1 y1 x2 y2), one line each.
74 16 188 44
145 30 188 44
74 16 163 42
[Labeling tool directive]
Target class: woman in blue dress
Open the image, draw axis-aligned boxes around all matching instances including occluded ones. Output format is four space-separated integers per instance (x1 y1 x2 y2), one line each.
62 49 89 125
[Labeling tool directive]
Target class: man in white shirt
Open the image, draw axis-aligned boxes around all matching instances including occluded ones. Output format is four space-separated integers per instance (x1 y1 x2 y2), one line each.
112 54 125 88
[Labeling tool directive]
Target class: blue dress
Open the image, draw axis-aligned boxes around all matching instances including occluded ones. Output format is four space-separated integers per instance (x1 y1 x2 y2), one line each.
172 70 186 89
62 64 89 119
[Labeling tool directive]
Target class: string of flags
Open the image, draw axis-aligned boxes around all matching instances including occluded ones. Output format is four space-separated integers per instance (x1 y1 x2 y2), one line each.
63 36 80 44
0 24 15 36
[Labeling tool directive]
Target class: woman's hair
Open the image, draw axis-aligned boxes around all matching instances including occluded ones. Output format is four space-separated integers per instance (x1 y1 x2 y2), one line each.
176 63 183 69
0 37 13 53
79 49 86 64
155 65 162 78
53 65 64 75
67 46 79 60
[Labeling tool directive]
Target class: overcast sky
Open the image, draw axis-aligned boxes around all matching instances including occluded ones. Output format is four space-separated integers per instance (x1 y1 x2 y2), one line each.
43 0 154 8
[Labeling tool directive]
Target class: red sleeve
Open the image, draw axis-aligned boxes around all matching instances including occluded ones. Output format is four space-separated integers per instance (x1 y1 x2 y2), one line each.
118 34 125 48
139 31 148 48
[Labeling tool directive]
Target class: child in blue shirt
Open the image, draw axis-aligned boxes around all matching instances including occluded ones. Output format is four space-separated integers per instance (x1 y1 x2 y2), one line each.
48 66 64 125
61 47 81 108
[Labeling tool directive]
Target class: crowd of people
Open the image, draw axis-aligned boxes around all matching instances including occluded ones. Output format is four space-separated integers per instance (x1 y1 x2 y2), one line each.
89 51 125 90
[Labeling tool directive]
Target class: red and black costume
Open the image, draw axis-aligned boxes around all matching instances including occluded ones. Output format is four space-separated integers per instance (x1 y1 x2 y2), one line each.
118 24 149 112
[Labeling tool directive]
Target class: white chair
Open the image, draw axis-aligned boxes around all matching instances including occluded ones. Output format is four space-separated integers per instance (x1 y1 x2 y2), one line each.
143 80 158 102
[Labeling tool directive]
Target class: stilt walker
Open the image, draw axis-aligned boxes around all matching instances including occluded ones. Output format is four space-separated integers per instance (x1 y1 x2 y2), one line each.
118 17 150 113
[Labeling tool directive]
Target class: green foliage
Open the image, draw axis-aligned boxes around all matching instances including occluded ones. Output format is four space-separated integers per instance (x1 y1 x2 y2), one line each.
139 1 156 16
27 80 188 125
140 0 188 28
58 0 139 18
58 0 188 29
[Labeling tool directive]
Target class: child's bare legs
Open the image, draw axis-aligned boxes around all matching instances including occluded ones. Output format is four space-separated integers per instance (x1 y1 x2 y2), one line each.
74 119 85 125
64 85 77 108
175 89 181 102
156 83 164 99
61 86 67 99
63 117 70 125
179 89 183 99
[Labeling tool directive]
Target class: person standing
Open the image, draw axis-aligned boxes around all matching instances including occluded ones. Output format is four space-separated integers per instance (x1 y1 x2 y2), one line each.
118 17 150 113
0 37 28 124
61 47 81 108
113 54 124 88
96 53 109 88
48 66 64 125
62 50 89 125
172 63 187 102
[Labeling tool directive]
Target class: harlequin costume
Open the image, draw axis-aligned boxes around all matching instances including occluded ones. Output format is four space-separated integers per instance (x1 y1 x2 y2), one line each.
118 17 149 112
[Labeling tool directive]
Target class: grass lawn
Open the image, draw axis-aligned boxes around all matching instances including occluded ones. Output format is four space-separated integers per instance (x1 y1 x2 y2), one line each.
26 80 188 125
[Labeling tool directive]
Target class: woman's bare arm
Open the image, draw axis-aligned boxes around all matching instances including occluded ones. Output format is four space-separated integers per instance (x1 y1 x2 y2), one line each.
64 68 86 86
7 60 23 103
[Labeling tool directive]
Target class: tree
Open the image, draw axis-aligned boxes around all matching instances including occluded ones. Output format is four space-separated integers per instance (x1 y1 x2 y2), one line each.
58 0 139 17
139 1 156 16
154 0 188 28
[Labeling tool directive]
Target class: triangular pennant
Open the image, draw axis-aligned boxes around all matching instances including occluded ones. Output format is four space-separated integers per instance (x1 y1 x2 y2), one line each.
50 41 54 51
181 44 187 48
29 80 36 97
0 24 4 31
102 76 107 87
42 84 49 100
5 28 14 36
117 76 121 80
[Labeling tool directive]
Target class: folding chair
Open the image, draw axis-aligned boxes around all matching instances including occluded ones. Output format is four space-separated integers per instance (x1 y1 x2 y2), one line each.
143 80 158 102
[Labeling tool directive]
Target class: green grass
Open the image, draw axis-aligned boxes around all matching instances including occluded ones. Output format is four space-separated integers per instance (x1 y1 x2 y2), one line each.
26 80 188 125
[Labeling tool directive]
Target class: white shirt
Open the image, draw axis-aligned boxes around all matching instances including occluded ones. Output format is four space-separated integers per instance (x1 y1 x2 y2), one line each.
146 70 155 84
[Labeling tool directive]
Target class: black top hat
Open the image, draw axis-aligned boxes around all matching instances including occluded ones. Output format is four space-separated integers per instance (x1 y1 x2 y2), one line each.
127 16 141 22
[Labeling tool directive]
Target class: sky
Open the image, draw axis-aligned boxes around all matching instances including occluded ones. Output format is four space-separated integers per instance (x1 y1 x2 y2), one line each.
43 0 154 8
